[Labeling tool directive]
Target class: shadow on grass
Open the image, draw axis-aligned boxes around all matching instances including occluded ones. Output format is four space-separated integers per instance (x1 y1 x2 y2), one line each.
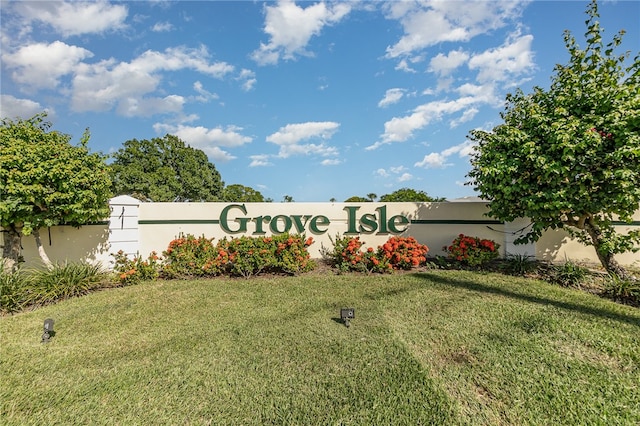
411 271 640 327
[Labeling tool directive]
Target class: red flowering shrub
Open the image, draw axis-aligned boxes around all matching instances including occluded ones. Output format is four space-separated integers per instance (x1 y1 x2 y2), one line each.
443 234 500 267
321 234 428 273
380 236 429 270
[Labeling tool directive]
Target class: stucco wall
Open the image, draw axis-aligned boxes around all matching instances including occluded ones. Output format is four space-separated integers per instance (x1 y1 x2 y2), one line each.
137 201 512 260
2 199 638 269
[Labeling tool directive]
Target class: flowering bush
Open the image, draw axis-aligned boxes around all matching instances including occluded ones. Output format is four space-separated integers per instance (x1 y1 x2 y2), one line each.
161 233 315 278
162 234 219 278
443 234 500 267
112 250 161 285
272 233 316 275
380 236 429 270
215 236 274 277
321 234 428 273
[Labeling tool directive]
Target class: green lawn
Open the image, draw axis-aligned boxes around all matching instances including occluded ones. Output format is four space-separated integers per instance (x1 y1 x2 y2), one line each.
1 270 639 425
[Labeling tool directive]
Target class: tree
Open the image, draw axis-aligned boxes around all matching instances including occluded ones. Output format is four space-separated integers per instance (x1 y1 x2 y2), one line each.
110 135 224 202
282 195 294 203
366 193 377 202
379 188 445 202
222 184 267 202
0 113 112 271
344 196 369 202
467 0 640 279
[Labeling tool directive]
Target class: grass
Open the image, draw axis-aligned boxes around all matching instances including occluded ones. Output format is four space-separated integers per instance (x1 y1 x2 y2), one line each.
1 270 639 425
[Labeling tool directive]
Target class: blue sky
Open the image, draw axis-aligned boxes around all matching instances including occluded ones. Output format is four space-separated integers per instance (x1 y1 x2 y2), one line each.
1 1 638 202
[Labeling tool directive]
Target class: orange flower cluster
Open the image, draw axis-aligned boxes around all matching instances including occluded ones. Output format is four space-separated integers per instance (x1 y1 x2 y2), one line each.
327 234 428 273
380 236 429 270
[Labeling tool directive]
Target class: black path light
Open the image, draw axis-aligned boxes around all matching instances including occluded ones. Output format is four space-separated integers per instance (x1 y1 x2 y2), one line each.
42 318 55 343
340 308 355 327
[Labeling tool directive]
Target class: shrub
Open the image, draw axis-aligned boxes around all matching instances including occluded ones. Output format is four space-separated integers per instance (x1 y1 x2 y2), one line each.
548 260 588 287
113 250 161 284
602 274 640 305
502 253 538 276
272 234 316 275
161 234 217 278
215 233 315 277
443 234 500 267
216 236 273 278
321 234 428 274
321 234 367 273
380 236 429 270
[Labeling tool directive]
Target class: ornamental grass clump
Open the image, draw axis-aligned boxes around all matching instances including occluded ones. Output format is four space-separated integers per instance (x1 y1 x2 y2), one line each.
443 234 500 267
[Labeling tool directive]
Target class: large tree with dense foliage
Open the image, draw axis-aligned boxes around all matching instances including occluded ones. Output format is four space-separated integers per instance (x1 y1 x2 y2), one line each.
222 184 269 202
110 135 224 202
344 196 369 202
379 188 445 202
0 113 112 271
467 0 640 279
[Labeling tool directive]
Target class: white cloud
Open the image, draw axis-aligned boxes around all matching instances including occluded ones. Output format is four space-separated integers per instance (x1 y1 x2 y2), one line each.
368 97 478 149
117 95 185 118
14 1 128 37
277 142 338 159
428 49 469 76
468 32 535 83
450 107 479 128
237 69 257 91
414 152 449 169
384 1 527 58
152 21 174 32
375 166 412 183
2 41 93 90
398 173 413 182
71 46 234 115
378 88 405 108
192 81 219 102
414 140 475 169
251 0 351 65
249 154 273 167
375 168 390 178
321 158 341 166
395 59 417 73
266 121 340 159
152 122 252 162
154 123 252 148
0 94 49 119
266 121 339 145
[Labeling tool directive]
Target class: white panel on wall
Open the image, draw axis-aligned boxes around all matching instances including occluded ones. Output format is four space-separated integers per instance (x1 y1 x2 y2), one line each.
108 196 140 261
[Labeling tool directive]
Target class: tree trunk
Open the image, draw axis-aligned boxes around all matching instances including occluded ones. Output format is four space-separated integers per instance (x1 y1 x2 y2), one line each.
33 228 54 270
2 225 23 273
584 219 631 280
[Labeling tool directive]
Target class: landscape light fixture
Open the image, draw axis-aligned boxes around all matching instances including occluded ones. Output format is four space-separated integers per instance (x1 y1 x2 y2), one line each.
42 318 55 343
340 308 355 328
